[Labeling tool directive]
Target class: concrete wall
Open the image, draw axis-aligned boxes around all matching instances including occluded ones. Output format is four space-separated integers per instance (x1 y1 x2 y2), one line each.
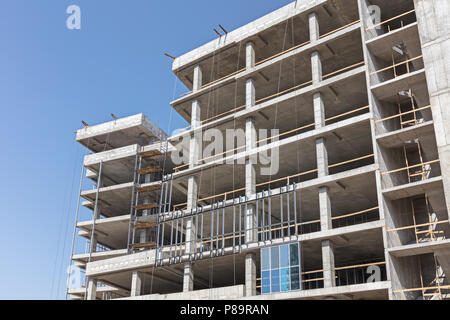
415 0 450 215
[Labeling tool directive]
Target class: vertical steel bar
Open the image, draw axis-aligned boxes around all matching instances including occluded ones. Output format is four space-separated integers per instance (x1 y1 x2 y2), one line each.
65 163 86 300
268 189 272 241
200 208 204 258
262 191 265 241
195 206 199 260
210 204 215 257
85 160 103 299
294 185 298 236
126 151 139 253
233 200 236 253
222 201 225 254
287 187 291 239
216 203 220 256
239 198 242 251
280 191 284 239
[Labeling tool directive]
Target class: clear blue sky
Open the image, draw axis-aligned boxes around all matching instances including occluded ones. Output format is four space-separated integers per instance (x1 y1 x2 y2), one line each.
0 0 293 299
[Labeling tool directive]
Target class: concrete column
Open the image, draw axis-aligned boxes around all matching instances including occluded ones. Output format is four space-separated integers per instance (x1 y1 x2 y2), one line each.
130 271 142 297
322 240 336 288
308 12 320 42
246 41 255 69
246 78 256 108
245 40 257 297
245 117 257 244
183 64 203 292
183 263 195 292
86 278 97 300
245 252 257 297
316 138 329 177
193 64 202 92
311 51 323 85
319 186 332 231
185 176 198 254
313 92 325 129
183 174 198 291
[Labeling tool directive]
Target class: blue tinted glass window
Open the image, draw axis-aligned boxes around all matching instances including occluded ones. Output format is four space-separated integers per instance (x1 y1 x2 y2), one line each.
261 243 301 295
290 243 299 266
262 271 271 294
271 269 280 293
280 245 289 268
290 266 300 290
280 268 290 292
261 248 270 271
271 247 279 269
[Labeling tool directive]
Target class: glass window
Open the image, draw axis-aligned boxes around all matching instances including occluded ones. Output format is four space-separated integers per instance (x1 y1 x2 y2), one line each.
262 271 271 294
290 266 301 290
261 248 270 271
271 269 280 293
280 245 289 268
280 268 290 292
271 246 279 269
261 243 301 295
290 243 299 266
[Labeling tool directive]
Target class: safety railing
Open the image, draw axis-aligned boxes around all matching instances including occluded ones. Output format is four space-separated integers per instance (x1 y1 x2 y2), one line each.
256 260 386 292
177 59 365 130
158 204 381 264
179 20 361 98
365 9 416 33
173 153 374 210
370 55 423 84
335 261 387 287
387 219 449 244
173 104 370 173
380 159 440 187
375 105 431 124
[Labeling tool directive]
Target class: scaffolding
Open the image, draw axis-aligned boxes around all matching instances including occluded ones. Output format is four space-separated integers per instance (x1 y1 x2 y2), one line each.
127 135 170 253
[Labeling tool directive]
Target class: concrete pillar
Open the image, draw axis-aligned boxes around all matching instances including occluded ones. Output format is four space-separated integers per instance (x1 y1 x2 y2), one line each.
183 263 195 292
316 138 329 177
185 176 198 255
415 0 450 215
308 12 320 42
246 41 256 69
319 186 332 231
245 40 257 297
130 271 142 297
245 117 257 244
246 78 256 108
245 252 257 297
193 64 202 92
86 278 97 300
183 175 198 291
322 240 336 288
183 64 203 292
311 51 323 85
313 92 325 129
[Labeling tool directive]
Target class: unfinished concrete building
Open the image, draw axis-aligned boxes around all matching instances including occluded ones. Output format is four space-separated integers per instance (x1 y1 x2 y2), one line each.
67 0 450 300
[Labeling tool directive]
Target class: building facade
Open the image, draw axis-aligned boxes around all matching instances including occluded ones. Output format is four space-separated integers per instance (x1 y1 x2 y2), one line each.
68 0 450 300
